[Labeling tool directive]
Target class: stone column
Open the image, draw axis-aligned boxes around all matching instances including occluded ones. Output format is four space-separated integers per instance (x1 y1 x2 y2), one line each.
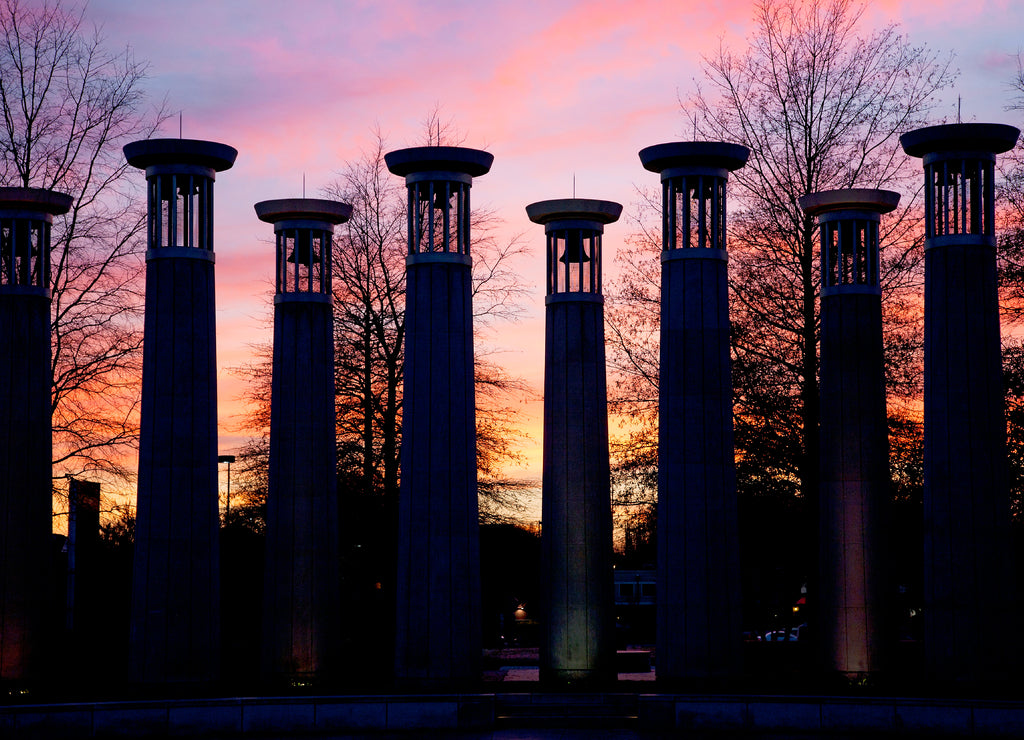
125 138 237 683
386 146 491 685
527 198 621 685
255 198 352 684
901 123 1020 682
638 142 747 680
800 188 899 677
0 187 72 682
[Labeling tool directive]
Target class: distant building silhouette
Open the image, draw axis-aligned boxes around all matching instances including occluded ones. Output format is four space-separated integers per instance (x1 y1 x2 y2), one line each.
638 142 747 680
0 187 72 682
66 478 101 634
901 123 1021 682
386 146 491 685
801 188 899 677
255 197 351 683
527 197 621 685
125 138 237 683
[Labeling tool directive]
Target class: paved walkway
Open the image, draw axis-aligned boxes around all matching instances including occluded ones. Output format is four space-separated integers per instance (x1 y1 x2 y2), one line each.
500 667 655 682
484 648 656 683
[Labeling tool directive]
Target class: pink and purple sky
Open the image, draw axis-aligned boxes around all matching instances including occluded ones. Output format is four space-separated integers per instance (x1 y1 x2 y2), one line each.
84 0 1024 501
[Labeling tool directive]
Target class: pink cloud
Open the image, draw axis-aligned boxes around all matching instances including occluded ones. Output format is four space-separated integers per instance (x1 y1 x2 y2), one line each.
979 50 1020 73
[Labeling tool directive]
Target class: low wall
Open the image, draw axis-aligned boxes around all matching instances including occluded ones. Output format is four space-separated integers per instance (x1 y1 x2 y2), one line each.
0 695 493 737
4 693 1024 737
640 695 1024 736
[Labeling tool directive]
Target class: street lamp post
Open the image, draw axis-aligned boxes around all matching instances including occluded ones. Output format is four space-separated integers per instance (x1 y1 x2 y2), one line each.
218 454 235 524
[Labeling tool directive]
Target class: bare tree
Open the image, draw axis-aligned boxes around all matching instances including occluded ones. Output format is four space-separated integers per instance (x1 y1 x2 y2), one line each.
225 342 272 532
233 118 533 529
604 190 660 521
997 52 1024 321
325 119 532 515
997 52 1024 517
325 129 407 502
474 356 533 524
609 0 953 507
0 0 163 490
687 0 953 503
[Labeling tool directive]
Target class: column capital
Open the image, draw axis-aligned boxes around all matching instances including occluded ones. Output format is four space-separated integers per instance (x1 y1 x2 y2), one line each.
124 138 237 172
385 146 492 179
799 188 900 218
639 141 749 177
526 198 622 230
900 123 1019 158
0 187 73 216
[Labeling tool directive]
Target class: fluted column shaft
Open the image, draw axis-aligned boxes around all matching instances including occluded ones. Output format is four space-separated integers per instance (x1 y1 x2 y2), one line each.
802 189 900 677
386 146 491 685
0 188 71 681
256 198 350 683
901 123 1020 682
639 142 748 680
125 139 236 683
529 198 620 685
